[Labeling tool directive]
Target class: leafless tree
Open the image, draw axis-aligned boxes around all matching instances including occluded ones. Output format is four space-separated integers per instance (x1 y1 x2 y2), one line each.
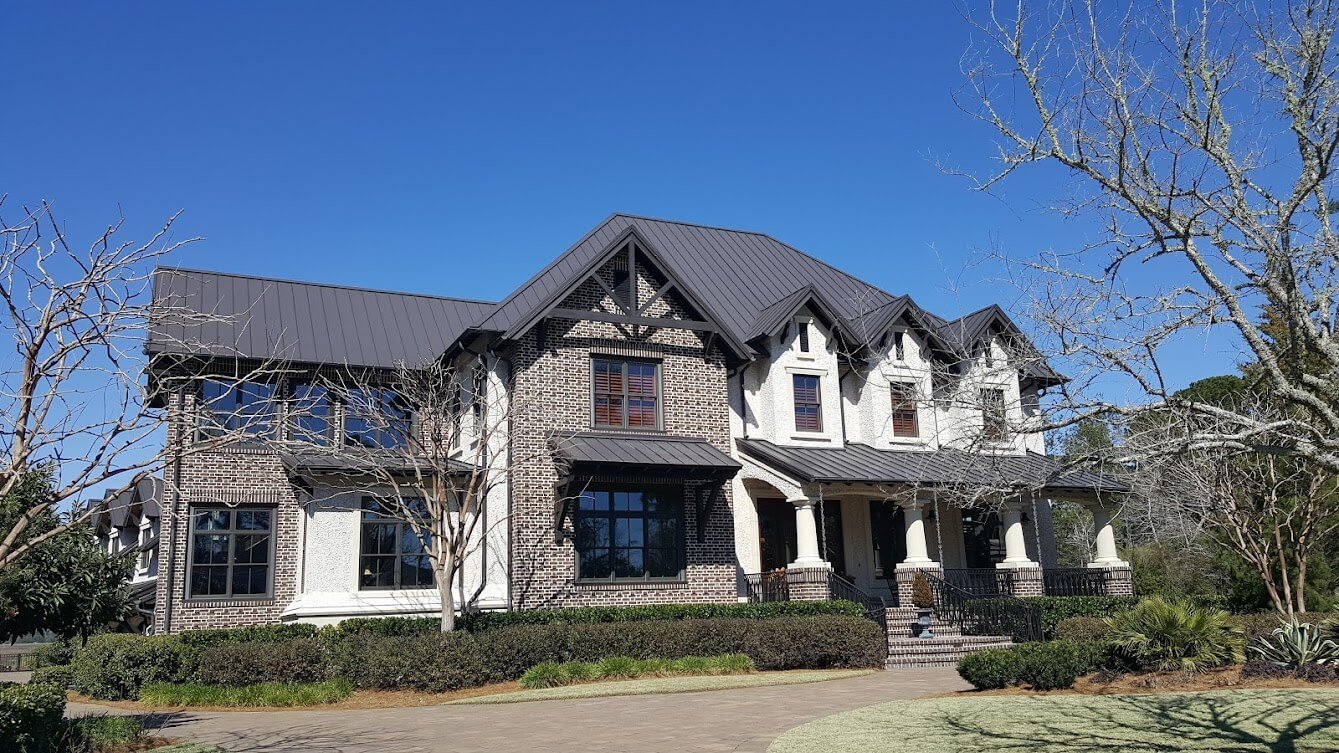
957 0 1339 473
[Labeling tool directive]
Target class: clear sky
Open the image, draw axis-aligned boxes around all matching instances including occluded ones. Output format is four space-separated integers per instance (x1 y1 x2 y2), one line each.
2 1 1242 395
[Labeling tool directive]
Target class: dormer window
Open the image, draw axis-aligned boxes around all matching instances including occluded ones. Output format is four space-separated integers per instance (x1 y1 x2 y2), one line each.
797 322 810 353
890 382 919 438
893 331 905 361
793 374 822 432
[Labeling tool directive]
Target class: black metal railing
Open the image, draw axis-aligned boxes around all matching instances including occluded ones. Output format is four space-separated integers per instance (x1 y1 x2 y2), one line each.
925 571 1043 643
1043 567 1108 596
942 568 1014 597
743 570 790 602
828 572 888 629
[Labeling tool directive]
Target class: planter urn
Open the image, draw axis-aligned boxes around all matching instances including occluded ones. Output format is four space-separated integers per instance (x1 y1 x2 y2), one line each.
916 608 935 639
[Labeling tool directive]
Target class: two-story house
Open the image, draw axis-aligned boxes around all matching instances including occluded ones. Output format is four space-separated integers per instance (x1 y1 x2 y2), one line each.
145 214 1130 636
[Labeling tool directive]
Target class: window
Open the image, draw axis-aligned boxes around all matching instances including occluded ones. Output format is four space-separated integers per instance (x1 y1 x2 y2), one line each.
359 499 435 590
592 359 659 430
288 381 333 445
793 374 822 432
981 388 1008 441
188 507 272 598
893 331 905 361
344 387 411 449
889 382 919 438
575 486 683 582
198 379 277 439
137 524 154 574
797 322 810 352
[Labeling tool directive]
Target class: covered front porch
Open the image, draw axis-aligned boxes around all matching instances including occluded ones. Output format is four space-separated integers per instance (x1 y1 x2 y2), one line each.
734 439 1132 606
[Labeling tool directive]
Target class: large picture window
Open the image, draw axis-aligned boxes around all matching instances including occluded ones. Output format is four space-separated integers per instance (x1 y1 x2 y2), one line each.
198 379 277 439
575 486 683 582
359 499 435 590
188 507 273 598
288 381 333 445
793 374 822 432
889 382 919 438
344 387 412 450
592 359 660 430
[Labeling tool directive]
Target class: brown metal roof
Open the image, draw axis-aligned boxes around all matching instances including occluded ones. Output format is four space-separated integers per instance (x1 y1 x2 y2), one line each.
736 438 1127 493
554 432 741 472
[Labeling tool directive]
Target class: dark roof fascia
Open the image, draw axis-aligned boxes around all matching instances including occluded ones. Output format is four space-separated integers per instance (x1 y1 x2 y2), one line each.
500 225 752 363
746 285 854 348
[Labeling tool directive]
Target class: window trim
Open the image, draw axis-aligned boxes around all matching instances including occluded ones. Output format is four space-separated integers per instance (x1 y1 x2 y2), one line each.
573 484 686 584
185 506 275 601
590 357 663 432
357 497 436 592
889 381 919 439
792 373 823 433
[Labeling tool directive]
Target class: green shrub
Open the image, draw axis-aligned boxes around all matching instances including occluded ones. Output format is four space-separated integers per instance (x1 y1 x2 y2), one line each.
0 682 65 753
28 664 75 690
196 639 330 686
29 640 76 668
1055 616 1115 643
519 661 566 688
1107 597 1244 672
559 660 600 683
596 656 638 679
957 649 1022 690
68 715 146 750
472 623 572 683
175 623 320 650
138 679 352 708
69 634 193 700
1021 596 1139 638
1014 641 1088 690
1248 617 1339 668
323 616 440 637
326 631 487 692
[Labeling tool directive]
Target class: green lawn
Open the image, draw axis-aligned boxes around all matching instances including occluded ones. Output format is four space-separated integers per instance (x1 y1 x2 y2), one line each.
769 689 1339 753
447 669 874 705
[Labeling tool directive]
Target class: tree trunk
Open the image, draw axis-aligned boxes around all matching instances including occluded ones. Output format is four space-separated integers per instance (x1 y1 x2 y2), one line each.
437 562 456 632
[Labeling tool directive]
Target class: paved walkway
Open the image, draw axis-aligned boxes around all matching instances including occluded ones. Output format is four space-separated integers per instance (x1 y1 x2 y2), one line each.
68 668 966 753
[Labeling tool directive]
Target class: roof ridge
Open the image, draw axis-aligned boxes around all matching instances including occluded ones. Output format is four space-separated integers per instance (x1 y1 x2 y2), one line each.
609 212 778 237
156 266 497 306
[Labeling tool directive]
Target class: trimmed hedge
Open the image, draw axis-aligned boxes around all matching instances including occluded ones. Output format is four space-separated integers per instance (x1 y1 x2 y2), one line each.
328 615 884 692
69 634 194 701
1021 596 1139 638
175 623 320 650
0 682 66 753
196 638 330 686
957 640 1110 691
329 600 867 636
1055 616 1115 643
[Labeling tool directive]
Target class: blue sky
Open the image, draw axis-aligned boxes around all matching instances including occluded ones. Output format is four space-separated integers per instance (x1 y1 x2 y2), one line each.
3 1 1242 394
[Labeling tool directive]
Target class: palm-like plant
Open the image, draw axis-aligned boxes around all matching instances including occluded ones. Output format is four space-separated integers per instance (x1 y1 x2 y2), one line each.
1249 618 1339 668
1106 597 1244 672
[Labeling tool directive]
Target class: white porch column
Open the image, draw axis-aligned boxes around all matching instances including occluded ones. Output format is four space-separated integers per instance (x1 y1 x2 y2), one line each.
996 501 1038 569
896 499 935 567
1089 505 1129 568
788 495 827 568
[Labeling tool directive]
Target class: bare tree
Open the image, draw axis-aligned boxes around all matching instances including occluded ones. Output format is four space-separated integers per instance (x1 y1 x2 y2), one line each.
958 0 1339 473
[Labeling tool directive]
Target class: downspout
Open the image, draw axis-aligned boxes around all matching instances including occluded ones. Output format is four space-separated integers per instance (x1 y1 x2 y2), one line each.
837 369 849 444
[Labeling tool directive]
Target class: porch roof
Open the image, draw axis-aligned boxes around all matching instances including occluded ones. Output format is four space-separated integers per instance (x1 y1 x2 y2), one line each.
735 438 1128 494
553 432 741 475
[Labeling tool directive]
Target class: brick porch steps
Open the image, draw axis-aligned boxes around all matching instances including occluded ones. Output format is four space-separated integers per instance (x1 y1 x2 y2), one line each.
885 635 1015 669
883 606 961 639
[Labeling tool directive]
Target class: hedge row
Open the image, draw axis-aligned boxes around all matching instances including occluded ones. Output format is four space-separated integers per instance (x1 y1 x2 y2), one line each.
0 682 66 753
957 641 1114 691
331 600 866 636
1020 596 1140 638
60 614 885 699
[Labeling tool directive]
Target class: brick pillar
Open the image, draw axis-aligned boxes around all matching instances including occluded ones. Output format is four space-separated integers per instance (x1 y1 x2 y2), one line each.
786 566 832 601
1004 565 1044 597
1096 565 1134 596
894 564 942 606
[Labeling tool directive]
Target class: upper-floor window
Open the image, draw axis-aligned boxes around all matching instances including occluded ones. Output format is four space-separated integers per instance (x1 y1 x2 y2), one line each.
187 507 272 599
797 322 811 353
288 381 333 445
889 382 919 438
893 331 905 361
198 379 277 439
793 374 822 432
359 498 434 590
344 387 412 450
981 388 1008 441
574 486 684 582
592 358 659 430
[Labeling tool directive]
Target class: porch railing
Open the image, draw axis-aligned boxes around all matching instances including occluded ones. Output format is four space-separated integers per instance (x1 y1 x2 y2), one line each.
941 568 1014 597
827 572 889 629
743 571 790 602
925 571 1043 643
1043 567 1108 597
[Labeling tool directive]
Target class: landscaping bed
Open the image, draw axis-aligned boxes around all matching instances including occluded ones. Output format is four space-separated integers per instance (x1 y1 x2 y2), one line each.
768 689 1339 752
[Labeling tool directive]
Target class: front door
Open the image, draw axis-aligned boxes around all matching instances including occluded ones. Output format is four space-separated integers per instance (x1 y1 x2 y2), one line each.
869 500 906 582
962 506 1003 568
758 499 796 572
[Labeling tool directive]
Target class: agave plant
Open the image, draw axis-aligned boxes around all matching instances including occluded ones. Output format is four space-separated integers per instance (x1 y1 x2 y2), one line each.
1249 618 1339 668
1106 597 1244 673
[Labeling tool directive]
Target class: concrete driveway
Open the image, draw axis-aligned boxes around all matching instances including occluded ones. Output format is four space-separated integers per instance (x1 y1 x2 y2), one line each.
68 668 967 753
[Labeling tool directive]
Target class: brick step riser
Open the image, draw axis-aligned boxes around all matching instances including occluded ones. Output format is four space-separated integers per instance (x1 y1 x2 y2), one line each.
885 640 1015 670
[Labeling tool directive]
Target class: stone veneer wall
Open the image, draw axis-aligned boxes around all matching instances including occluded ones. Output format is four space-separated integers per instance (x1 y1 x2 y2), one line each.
507 255 738 608
153 392 302 633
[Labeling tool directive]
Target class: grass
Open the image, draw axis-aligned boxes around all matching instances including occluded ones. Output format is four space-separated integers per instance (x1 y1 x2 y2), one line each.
138 679 353 708
519 653 755 688
768 689 1339 752
70 714 147 748
451 668 874 704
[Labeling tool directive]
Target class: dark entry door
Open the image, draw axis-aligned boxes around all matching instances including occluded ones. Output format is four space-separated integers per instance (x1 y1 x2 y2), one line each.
758 499 797 572
869 500 906 582
962 507 1003 568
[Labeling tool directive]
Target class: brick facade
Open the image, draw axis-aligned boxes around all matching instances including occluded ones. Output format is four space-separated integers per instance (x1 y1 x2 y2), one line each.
507 255 738 608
